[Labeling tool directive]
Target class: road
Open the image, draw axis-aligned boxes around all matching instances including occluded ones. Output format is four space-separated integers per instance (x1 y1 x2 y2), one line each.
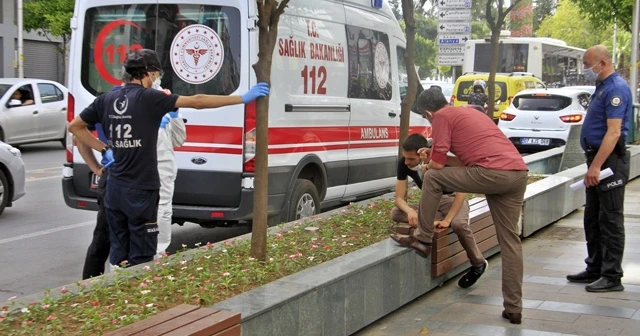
0 143 248 303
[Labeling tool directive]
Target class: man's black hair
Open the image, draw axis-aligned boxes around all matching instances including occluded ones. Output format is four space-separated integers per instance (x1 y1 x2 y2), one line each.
402 133 427 152
416 87 449 114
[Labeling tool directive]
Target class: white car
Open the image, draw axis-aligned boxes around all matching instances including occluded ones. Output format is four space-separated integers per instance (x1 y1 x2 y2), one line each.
0 141 26 216
563 85 596 95
421 80 454 99
0 78 68 147
498 88 592 151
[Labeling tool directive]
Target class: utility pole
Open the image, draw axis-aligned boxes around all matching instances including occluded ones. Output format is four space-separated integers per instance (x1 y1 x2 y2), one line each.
613 22 618 68
17 0 24 78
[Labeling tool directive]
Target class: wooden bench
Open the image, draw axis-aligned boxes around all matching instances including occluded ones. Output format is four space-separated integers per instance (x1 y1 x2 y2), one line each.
106 304 241 336
430 198 499 277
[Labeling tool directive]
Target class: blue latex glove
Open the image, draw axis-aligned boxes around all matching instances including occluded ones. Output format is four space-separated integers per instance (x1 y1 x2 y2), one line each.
103 149 115 168
168 109 180 118
241 82 270 104
160 115 170 129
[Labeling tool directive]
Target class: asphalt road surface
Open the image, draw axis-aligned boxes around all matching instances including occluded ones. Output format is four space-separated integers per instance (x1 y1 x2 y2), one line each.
0 142 249 302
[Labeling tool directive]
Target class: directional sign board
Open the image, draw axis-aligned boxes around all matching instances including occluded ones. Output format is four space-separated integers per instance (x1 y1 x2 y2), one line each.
437 0 472 9
438 22 471 34
437 34 470 45
438 46 465 54
438 9 472 21
438 55 464 66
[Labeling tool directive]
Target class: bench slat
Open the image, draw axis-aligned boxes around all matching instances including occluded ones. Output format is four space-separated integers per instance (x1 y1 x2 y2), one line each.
431 235 499 277
162 311 241 336
106 304 202 336
432 225 497 263
135 307 221 336
213 325 241 336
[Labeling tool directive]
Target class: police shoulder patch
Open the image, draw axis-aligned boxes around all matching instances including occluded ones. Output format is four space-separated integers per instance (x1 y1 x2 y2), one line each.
611 96 622 107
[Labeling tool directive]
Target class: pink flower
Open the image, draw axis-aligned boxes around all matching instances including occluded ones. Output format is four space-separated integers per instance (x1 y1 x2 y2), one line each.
46 315 56 320
143 266 151 271
112 319 119 324
222 272 231 276
153 276 162 281
25 320 33 326
91 301 100 307
0 317 4 323
324 245 331 250
60 287 68 294
310 245 318 250
204 280 212 283
223 241 230 246
29 302 36 306
139 282 148 288
41 304 50 309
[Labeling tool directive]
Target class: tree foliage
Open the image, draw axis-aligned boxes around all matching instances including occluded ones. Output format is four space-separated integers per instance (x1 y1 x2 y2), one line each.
536 0 601 49
23 0 74 41
533 0 555 33
572 0 634 32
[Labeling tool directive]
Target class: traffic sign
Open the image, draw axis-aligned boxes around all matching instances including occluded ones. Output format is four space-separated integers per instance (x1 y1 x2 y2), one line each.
437 34 470 45
438 46 465 54
438 54 465 66
438 22 471 33
438 9 472 21
437 0 472 10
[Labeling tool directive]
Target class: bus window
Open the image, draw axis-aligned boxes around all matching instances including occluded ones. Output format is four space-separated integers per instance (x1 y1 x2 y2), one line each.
473 43 528 73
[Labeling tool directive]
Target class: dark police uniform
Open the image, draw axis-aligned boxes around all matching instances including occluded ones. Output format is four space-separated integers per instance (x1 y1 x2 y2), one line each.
80 83 179 267
579 72 632 281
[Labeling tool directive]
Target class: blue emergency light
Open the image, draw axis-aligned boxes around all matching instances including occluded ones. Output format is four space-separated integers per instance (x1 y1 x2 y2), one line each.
372 0 383 9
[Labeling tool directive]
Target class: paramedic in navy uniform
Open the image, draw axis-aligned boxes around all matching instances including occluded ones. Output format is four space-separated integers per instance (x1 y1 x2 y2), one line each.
566 45 632 292
68 49 270 267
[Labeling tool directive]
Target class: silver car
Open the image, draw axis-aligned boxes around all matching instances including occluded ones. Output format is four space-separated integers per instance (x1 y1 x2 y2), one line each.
0 78 68 147
0 141 26 216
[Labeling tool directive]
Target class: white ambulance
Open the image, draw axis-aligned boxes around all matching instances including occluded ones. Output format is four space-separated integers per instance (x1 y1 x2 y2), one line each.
62 0 431 227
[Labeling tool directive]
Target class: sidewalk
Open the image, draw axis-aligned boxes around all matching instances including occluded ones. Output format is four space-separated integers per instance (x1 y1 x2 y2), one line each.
355 178 640 336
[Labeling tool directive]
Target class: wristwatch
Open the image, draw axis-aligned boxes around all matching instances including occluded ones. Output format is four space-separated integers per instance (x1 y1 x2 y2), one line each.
100 146 110 155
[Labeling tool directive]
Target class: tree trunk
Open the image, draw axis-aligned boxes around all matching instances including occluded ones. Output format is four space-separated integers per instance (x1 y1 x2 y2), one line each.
486 26 501 119
250 0 289 261
399 0 418 155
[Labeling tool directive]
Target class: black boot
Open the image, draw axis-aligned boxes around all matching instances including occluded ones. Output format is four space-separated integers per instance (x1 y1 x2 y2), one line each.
585 277 624 292
566 270 600 283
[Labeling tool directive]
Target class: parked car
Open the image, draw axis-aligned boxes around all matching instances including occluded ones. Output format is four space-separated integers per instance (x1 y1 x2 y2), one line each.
563 85 596 95
0 78 68 147
497 88 592 152
420 80 454 99
0 141 26 216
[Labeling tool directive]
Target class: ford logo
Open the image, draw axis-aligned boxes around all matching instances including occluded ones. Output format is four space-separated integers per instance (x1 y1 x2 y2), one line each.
191 157 207 165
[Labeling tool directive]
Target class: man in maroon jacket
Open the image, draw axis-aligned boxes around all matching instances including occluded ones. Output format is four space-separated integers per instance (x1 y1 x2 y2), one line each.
391 87 529 324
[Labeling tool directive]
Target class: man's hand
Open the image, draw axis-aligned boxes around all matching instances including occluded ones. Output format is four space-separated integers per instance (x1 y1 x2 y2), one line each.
160 115 170 129
435 219 451 229
103 149 115 168
585 164 602 187
91 166 104 177
241 83 270 104
417 147 431 162
407 209 418 227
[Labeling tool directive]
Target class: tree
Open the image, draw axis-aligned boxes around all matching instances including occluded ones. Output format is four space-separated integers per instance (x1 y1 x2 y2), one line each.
250 0 290 261
23 0 74 81
602 28 633 79
533 0 555 33
399 0 428 155
572 0 634 32
536 0 601 49
485 0 523 118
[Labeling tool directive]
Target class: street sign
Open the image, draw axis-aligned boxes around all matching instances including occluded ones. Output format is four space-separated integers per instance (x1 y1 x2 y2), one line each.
438 46 465 54
437 34 470 45
438 54 465 66
437 0 472 9
438 9 472 21
438 22 472 33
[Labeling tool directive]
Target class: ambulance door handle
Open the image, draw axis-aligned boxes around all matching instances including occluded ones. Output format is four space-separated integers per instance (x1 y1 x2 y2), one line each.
388 112 397 118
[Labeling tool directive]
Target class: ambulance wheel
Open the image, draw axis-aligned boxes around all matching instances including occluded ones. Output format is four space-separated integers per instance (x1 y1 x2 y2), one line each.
0 169 8 216
284 179 320 222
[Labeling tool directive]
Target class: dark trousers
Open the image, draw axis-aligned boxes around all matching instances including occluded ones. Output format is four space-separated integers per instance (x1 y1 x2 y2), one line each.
104 180 160 267
82 170 110 279
583 150 629 280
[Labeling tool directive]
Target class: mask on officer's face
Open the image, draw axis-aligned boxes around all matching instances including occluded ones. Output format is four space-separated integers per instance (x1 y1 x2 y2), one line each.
583 64 601 82
408 162 424 172
152 75 162 90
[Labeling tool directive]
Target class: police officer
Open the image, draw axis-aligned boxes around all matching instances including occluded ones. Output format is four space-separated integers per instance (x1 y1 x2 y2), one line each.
566 45 631 292
69 49 270 268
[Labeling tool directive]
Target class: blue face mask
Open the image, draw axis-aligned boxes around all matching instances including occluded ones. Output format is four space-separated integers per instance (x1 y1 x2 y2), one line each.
583 64 601 82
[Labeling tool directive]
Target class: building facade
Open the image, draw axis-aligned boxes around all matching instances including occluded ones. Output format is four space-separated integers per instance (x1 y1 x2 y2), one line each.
0 0 65 84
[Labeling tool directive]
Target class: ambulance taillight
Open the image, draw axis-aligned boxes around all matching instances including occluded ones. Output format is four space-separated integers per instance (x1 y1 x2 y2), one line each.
66 93 75 163
243 101 256 172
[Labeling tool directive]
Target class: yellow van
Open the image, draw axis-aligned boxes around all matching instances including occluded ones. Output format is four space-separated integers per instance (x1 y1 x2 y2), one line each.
451 73 546 121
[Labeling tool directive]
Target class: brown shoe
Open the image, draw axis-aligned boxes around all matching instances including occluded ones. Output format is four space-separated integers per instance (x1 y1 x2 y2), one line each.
501 311 522 324
390 234 431 258
395 224 415 235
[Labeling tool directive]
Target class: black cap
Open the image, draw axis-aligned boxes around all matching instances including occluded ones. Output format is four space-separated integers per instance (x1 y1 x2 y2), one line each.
123 49 162 72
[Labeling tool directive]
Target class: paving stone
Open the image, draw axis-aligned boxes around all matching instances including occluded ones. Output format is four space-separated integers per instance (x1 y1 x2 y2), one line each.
536 301 636 319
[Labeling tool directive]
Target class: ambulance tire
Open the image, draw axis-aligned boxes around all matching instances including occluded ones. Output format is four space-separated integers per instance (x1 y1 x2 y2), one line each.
0 169 8 216
284 179 320 222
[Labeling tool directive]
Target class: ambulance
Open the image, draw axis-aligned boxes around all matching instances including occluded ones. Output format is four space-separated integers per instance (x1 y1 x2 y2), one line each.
61 0 431 227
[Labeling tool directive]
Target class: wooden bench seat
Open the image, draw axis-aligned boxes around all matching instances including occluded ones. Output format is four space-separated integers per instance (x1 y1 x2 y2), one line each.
430 198 500 277
107 304 241 336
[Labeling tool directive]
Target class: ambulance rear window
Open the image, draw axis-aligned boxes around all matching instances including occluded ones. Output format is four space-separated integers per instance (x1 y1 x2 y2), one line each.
81 4 241 96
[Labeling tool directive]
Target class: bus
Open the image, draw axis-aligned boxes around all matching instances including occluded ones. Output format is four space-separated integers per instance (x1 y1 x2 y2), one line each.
462 35 587 87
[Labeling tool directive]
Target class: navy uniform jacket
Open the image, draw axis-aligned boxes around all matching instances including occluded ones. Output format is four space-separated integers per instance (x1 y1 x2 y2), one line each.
580 72 632 151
